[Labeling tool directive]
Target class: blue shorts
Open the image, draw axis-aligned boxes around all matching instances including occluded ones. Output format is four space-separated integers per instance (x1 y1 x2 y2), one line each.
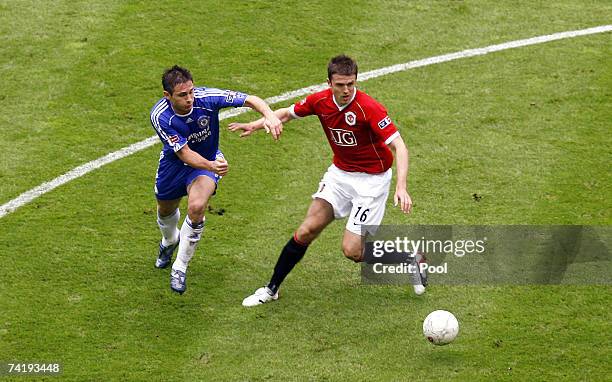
155 151 223 200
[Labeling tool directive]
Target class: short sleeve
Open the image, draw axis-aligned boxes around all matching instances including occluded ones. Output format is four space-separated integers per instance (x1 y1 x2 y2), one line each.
366 101 400 145
290 94 317 118
151 112 188 152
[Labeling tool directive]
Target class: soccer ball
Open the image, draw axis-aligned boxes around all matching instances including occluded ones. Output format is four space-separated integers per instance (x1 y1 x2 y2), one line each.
422 310 459 345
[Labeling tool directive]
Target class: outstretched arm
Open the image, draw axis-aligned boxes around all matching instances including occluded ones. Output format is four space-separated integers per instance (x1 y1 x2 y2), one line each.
243 96 284 140
389 135 412 214
229 107 294 138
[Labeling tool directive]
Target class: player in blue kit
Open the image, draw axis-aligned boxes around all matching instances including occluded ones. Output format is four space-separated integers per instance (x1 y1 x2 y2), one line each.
150 65 283 294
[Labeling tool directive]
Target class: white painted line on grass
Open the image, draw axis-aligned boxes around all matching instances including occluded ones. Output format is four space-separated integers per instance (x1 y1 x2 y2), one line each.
1 25 610 218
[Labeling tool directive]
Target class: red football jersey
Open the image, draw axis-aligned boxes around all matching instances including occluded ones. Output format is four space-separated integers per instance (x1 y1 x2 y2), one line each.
290 88 400 174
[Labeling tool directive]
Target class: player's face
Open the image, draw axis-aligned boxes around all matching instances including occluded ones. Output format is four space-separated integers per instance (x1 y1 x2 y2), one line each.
164 81 194 115
328 74 357 106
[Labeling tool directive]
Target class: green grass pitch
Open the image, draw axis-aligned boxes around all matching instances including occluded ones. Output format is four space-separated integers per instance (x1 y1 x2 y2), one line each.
0 1 610 381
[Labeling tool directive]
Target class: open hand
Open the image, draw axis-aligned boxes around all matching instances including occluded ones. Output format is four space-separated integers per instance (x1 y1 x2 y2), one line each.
394 190 412 214
263 116 283 140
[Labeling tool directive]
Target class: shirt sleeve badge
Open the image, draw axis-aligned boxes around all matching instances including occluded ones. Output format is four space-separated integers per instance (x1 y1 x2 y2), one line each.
378 116 392 129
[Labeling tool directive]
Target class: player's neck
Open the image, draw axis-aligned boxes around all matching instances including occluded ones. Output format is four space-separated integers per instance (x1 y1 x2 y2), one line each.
332 88 357 111
170 102 193 117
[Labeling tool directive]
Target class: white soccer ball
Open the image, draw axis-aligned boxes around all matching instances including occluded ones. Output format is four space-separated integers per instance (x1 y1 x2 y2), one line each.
423 310 459 345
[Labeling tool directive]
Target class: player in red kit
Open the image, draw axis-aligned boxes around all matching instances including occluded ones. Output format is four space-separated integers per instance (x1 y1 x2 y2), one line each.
230 55 426 306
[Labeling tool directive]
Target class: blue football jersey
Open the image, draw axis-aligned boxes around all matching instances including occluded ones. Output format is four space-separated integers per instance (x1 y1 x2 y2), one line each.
150 87 248 163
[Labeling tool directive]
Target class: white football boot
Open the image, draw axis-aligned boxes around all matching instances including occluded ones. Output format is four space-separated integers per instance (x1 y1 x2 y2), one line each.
242 286 279 307
411 253 428 296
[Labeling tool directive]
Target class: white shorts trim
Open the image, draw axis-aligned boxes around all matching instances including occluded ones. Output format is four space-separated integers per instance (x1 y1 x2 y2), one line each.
312 164 392 236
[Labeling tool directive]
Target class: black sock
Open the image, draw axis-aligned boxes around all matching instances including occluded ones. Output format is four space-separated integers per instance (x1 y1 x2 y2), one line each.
267 236 309 294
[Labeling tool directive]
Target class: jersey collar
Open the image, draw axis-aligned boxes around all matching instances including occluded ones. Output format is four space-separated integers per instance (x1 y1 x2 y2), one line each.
332 88 356 111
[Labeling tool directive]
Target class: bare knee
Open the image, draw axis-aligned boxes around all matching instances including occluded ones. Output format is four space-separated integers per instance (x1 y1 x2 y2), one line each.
186 176 216 223
296 223 323 244
342 243 363 263
187 200 206 223
295 199 335 243
157 199 180 217
158 206 176 217
342 231 364 262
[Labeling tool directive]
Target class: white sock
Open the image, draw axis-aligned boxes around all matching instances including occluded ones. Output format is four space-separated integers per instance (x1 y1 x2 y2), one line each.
172 216 205 273
157 208 180 247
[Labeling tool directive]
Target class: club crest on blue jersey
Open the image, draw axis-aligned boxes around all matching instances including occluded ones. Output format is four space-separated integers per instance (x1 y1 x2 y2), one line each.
197 116 210 129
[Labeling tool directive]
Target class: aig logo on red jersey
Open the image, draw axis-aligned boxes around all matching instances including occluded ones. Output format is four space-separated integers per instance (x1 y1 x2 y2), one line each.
378 116 392 129
344 111 356 126
329 128 357 146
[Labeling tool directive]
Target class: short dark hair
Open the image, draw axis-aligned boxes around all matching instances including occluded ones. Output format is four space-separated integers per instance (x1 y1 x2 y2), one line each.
162 65 193 94
327 55 358 80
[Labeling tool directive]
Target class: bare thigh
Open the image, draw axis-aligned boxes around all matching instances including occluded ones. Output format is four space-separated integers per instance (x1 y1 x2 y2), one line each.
295 198 336 244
